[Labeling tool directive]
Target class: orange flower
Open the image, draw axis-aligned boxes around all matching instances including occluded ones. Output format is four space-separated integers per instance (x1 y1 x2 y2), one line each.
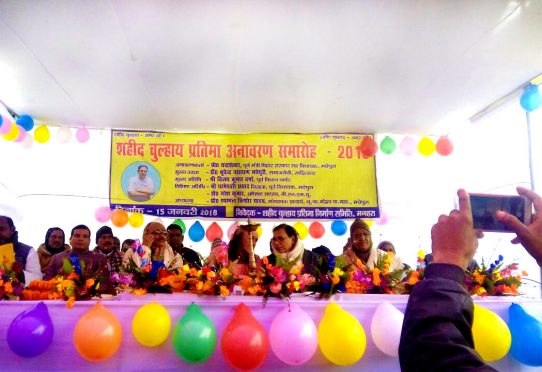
408 271 420 285
85 278 95 288
219 285 230 297
4 281 13 294
66 296 76 309
372 268 381 287
132 288 148 296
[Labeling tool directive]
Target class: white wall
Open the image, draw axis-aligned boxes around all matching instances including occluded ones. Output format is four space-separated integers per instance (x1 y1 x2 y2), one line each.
1 104 541 297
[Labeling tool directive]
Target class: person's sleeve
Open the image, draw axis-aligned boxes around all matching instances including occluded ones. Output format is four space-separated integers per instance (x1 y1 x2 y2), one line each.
399 263 497 372
127 177 135 193
23 249 43 284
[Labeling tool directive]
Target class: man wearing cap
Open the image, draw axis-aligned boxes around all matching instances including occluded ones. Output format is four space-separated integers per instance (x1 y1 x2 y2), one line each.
167 223 201 269
94 226 123 273
341 218 403 270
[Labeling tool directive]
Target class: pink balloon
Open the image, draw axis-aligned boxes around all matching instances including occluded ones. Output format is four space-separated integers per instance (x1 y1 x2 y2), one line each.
14 125 26 143
75 127 90 143
399 136 416 156
376 211 388 225
95 206 112 223
227 221 240 240
270 303 318 365
0 116 12 135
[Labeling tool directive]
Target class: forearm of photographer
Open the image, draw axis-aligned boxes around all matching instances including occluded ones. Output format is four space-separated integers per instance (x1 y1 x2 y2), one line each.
496 186 542 267
399 189 494 371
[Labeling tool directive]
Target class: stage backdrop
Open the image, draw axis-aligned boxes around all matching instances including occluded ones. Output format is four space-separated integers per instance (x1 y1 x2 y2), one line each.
110 131 379 220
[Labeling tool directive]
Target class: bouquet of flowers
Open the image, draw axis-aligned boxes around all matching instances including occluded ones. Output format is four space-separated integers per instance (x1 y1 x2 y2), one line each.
22 253 104 307
317 255 352 297
344 252 408 294
0 261 24 300
253 255 316 300
464 255 525 296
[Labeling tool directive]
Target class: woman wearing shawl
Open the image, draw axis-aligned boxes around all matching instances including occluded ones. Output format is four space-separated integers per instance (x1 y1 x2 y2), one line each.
36 227 71 273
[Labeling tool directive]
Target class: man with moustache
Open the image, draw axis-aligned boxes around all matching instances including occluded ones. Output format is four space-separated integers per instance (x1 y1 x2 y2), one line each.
44 225 110 290
123 220 183 277
0 215 41 284
94 226 123 273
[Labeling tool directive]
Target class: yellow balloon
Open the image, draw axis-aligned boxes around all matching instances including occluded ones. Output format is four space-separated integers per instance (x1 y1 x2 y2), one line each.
472 304 511 361
318 302 366 366
256 225 263 238
366 220 373 228
418 136 435 156
2 122 19 141
293 222 309 239
34 124 51 144
129 212 144 228
132 302 171 347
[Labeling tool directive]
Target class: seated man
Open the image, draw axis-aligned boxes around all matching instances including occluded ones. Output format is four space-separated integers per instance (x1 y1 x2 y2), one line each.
340 218 403 271
44 224 110 292
167 223 202 269
123 220 183 276
0 215 42 284
93 226 123 273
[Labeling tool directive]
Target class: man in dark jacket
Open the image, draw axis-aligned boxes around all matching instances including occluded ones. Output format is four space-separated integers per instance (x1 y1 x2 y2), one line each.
400 187 542 371
0 215 41 284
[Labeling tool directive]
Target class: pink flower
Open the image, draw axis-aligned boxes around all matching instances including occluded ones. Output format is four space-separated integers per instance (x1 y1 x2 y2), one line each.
269 281 282 294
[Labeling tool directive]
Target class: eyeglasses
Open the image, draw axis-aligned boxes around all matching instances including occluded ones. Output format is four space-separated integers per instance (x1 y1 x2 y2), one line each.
150 230 168 236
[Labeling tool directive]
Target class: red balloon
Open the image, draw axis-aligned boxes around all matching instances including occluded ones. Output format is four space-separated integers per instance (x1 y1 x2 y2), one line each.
359 136 378 158
309 221 325 239
221 303 269 370
435 136 454 156
205 222 223 242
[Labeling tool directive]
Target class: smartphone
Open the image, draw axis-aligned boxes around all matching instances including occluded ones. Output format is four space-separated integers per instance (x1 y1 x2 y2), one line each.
469 193 532 232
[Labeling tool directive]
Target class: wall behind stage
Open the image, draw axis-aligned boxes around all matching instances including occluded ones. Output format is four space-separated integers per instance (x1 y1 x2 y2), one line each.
0 105 541 297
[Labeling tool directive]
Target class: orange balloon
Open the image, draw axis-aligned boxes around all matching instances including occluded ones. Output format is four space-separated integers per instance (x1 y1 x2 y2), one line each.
111 209 129 228
73 303 122 361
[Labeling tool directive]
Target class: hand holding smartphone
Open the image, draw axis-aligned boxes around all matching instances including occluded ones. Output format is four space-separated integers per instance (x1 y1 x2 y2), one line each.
469 193 532 232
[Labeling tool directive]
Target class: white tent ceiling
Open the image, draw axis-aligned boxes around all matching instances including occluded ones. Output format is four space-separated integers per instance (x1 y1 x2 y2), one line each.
0 0 541 135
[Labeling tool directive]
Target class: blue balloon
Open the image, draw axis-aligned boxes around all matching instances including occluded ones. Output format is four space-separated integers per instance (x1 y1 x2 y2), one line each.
508 303 542 366
7 302 54 357
16 114 35 131
520 84 542 112
188 220 205 242
330 220 347 236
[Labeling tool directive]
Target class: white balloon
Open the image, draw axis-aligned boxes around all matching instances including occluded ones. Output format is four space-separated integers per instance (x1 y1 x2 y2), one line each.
56 126 72 143
370 301 404 357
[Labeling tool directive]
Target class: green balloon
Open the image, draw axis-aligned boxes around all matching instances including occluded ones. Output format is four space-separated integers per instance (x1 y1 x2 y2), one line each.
172 303 217 363
173 219 186 234
380 136 397 155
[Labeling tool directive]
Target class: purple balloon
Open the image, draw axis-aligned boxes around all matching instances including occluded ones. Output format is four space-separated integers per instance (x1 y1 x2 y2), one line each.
270 303 318 365
7 302 54 357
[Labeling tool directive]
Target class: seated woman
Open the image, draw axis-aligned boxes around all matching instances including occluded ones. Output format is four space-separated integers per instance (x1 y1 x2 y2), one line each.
123 220 183 277
37 227 71 273
206 223 262 277
267 223 328 274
